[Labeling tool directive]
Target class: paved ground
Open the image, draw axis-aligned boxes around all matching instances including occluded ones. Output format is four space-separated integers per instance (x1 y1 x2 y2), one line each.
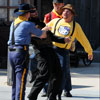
0 62 100 100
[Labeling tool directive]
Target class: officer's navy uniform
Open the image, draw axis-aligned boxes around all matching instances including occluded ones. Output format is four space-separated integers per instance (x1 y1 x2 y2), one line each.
8 3 43 100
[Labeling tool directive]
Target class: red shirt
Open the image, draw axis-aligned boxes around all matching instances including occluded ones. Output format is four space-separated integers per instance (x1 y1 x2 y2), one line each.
44 10 62 23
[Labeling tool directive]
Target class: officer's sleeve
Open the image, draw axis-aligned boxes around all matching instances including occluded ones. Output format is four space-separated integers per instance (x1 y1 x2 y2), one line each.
30 23 43 37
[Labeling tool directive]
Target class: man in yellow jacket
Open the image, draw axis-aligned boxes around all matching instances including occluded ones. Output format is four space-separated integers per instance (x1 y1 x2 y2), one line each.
46 4 93 100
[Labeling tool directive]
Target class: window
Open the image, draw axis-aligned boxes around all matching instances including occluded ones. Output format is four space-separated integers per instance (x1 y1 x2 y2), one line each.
0 0 7 6
10 0 20 6
0 0 31 24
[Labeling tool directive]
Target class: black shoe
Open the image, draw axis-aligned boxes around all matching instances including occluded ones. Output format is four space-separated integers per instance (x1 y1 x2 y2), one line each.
41 92 47 97
64 92 72 97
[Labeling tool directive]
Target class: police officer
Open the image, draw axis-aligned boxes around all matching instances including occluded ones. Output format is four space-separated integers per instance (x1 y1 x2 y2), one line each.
8 3 49 100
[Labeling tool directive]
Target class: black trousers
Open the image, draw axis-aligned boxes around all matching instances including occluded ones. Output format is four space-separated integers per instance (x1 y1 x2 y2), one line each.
27 47 62 100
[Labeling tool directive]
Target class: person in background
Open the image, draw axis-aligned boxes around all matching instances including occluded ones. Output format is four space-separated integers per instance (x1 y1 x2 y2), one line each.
46 4 93 100
7 3 49 100
44 0 64 24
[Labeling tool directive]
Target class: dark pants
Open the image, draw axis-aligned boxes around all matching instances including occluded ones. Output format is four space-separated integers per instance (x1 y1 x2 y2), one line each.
54 47 72 93
43 47 72 94
8 47 29 100
27 47 62 100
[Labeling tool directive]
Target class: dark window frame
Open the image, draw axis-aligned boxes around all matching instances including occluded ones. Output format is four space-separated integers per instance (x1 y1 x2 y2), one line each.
0 0 24 23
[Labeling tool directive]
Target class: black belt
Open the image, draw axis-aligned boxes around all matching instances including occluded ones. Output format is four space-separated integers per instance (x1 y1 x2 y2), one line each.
8 48 28 52
8 45 29 52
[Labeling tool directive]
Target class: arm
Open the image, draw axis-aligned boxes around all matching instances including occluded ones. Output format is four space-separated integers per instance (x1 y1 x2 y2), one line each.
30 23 43 37
30 22 50 38
75 23 93 60
47 31 71 44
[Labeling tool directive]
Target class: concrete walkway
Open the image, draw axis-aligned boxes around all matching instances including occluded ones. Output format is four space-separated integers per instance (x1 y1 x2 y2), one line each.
0 62 99 100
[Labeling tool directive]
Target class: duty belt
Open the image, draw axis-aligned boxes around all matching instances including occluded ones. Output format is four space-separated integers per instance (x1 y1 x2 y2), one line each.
8 45 28 52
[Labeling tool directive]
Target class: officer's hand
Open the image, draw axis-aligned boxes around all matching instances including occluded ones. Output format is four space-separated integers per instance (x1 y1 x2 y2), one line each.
64 37 71 43
40 31 47 39
88 54 93 60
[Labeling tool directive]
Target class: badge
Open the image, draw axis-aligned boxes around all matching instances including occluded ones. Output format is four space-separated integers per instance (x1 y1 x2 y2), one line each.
58 26 70 35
